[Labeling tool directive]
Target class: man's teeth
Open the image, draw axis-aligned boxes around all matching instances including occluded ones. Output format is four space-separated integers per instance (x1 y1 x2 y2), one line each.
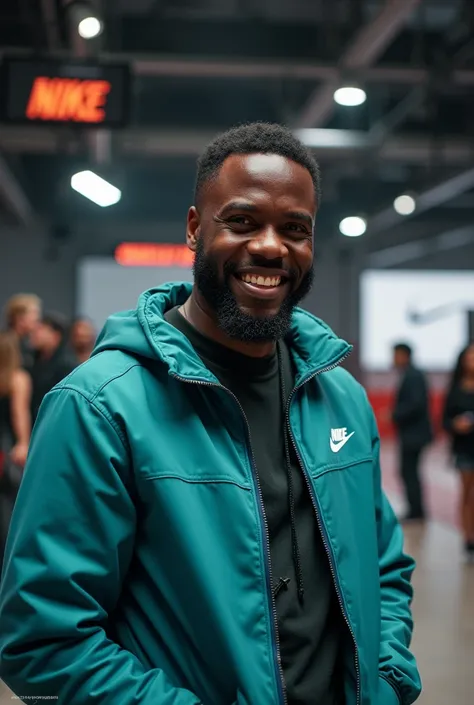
241 274 281 287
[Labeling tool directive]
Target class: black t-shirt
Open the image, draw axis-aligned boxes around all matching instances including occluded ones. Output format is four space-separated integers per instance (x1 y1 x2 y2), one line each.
165 306 345 705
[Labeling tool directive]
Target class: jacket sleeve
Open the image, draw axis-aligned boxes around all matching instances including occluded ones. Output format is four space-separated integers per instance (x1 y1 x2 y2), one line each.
0 387 202 705
369 407 422 705
392 371 427 426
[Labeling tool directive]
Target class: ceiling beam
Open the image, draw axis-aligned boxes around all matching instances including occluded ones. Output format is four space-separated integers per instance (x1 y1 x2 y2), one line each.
2 47 474 85
117 130 474 167
368 166 474 235
1 126 474 167
295 0 423 128
368 225 474 268
367 85 427 145
0 154 34 227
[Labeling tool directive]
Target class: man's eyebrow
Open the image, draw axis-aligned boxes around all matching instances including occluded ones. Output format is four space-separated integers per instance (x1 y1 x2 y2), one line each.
285 211 314 228
218 201 259 216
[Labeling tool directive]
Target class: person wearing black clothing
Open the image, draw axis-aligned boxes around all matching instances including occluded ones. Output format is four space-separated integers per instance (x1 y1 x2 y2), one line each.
166 306 345 705
392 343 433 520
443 344 474 559
30 314 77 422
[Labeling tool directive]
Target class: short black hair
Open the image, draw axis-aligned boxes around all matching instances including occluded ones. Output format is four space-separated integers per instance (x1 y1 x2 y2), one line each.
194 122 321 206
42 312 68 338
393 343 412 358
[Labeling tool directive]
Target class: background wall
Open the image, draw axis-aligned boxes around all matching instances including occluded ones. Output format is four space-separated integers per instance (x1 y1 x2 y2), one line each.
1 222 472 348
2 224 473 439
0 225 362 341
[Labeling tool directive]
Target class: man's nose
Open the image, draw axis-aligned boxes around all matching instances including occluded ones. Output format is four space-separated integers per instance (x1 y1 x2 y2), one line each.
246 226 289 259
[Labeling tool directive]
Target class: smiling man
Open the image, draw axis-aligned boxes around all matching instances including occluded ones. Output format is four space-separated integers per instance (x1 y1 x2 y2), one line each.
0 123 421 705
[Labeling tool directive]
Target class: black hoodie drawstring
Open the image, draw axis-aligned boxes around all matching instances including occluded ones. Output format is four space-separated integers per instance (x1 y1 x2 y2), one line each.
277 342 305 605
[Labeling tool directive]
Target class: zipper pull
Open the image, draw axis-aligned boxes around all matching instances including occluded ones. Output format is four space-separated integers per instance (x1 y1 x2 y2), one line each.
273 577 291 599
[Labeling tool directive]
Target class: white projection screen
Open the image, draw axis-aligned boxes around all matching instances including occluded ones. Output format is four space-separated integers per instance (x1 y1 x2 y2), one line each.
360 270 474 372
77 257 193 333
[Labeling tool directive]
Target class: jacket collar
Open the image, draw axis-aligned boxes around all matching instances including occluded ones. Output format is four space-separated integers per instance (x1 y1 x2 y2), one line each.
138 282 351 385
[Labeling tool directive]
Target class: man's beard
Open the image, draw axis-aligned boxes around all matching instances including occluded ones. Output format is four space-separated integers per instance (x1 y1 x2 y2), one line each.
192 238 314 343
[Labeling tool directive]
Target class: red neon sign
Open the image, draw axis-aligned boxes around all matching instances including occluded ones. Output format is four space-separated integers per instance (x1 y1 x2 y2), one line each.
115 243 194 267
25 77 111 123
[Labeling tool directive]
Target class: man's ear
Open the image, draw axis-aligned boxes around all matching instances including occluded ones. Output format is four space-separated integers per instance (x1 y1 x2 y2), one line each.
186 207 201 252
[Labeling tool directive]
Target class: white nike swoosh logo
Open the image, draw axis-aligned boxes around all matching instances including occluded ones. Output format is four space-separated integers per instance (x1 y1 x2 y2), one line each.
330 431 355 453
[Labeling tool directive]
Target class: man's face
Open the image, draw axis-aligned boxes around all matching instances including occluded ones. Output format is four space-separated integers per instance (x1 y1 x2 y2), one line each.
31 323 57 352
393 349 409 369
188 153 316 343
18 305 41 337
71 320 95 352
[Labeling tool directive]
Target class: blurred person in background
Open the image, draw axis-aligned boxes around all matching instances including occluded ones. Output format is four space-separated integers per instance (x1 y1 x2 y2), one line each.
0 331 31 566
69 317 96 364
4 293 42 371
0 123 420 705
392 343 433 521
30 313 77 422
443 343 474 560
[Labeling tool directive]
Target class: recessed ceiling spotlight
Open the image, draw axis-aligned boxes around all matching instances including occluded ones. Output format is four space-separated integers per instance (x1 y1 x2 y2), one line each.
339 216 367 237
393 194 416 216
78 16 103 39
334 86 367 107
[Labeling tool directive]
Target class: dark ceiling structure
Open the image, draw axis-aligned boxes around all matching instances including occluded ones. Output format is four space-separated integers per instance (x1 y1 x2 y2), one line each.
0 0 474 262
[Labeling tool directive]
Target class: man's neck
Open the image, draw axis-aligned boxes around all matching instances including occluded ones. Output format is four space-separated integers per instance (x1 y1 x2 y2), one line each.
180 292 276 359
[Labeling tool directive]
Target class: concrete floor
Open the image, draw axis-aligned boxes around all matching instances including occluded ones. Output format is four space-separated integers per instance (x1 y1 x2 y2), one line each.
405 521 474 705
1 441 473 703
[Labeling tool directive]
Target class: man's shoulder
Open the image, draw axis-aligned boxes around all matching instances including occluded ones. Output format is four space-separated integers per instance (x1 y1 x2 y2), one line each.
406 365 426 382
321 363 364 390
319 364 369 406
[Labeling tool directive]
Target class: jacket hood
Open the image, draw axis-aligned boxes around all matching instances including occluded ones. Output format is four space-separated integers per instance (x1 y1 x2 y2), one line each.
93 281 351 383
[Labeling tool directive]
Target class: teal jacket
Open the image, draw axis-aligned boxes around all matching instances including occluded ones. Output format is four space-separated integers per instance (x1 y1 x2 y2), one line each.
0 282 421 705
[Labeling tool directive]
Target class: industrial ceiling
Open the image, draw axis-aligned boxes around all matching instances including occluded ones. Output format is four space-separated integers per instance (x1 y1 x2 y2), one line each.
0 0 473 262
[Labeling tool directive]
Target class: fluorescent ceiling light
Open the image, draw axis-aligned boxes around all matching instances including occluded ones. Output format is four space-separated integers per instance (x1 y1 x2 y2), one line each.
78 16 103 39
296 128 369 149
71 170 121 207
393 194 416 216
334 86 367 107
339 216 367 237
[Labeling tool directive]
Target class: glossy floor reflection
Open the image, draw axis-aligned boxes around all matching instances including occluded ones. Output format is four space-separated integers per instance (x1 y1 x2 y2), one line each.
404 521 474 705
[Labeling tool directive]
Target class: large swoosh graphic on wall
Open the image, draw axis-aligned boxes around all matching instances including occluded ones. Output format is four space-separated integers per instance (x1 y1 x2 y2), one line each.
407 302 473 325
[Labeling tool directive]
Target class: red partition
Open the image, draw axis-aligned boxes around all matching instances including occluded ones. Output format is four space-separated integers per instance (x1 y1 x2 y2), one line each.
367 389 445 440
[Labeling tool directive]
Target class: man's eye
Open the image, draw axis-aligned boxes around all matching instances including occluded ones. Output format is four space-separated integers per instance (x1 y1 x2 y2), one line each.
228 216 253 226
285 223 310 234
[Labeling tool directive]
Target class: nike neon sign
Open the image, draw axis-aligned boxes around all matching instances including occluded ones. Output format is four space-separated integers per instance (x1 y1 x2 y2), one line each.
26 77 112 123
1 57 130 128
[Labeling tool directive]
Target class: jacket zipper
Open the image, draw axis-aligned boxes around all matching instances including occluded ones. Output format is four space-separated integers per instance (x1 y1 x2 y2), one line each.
171 374 287 705
284 354 361 705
